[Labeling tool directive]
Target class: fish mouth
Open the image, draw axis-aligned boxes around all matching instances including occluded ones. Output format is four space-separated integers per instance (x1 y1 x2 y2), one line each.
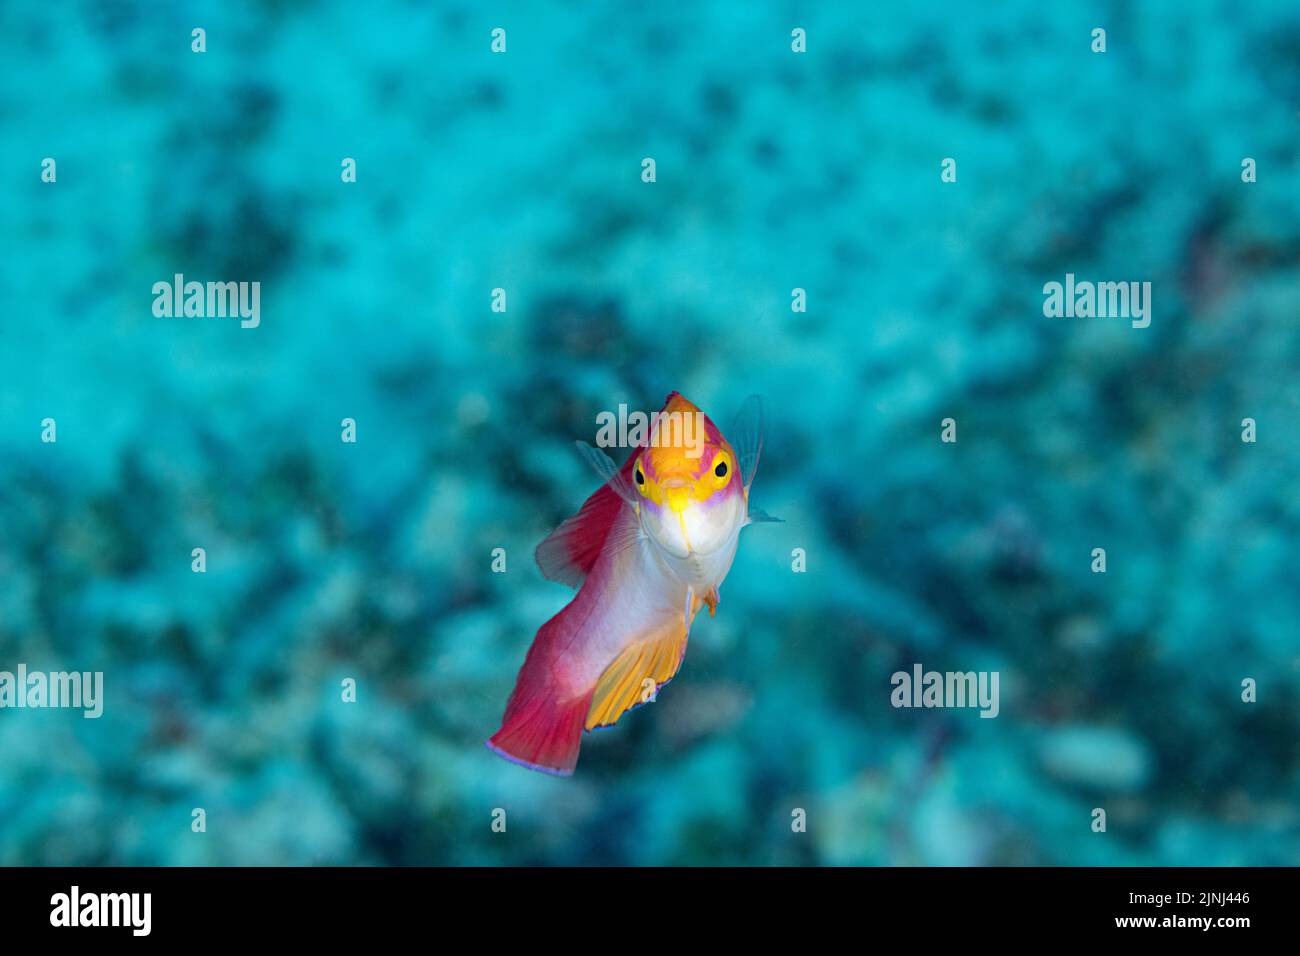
665 489 696 548
640 500 733 561
660 479 695 551
652 479 735 559
662 481 692 514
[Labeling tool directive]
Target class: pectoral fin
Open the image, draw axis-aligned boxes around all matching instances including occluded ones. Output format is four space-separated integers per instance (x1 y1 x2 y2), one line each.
536 448 641 587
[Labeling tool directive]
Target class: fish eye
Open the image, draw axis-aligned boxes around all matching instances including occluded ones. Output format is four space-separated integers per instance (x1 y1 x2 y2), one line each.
634 459 650 496
711 453 732 488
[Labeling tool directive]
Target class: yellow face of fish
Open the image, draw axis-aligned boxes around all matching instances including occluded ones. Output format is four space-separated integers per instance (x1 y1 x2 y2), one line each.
631 394 745 560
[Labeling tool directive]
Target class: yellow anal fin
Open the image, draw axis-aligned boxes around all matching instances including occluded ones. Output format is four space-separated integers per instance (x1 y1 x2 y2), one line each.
585 623 688 731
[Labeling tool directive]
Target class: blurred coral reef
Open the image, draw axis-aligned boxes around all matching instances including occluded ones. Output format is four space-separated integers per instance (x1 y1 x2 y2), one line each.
0 1 1297 864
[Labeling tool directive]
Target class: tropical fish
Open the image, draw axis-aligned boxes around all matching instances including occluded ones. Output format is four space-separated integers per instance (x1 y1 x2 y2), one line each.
487 392 778 775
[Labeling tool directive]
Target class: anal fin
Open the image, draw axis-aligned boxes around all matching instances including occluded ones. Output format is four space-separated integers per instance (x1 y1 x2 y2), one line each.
585 623 689 731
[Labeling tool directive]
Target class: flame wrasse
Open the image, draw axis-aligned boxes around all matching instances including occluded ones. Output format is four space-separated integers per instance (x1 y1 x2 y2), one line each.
487 392 779 776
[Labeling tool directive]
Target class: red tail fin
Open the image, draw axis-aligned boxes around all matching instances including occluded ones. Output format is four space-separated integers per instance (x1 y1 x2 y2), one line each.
487 607 596 776
487 692 593 776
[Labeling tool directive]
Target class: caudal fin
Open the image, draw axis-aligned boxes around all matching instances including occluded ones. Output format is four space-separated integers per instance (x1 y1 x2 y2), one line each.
487 692 593 776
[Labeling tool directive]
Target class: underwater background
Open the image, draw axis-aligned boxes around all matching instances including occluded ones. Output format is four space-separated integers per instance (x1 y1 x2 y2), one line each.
1 0 1298 865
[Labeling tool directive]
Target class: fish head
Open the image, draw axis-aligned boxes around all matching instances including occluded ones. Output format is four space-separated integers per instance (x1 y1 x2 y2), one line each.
632 392 746 560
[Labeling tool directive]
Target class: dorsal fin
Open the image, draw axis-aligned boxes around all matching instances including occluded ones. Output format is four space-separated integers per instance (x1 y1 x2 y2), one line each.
535 449 638 588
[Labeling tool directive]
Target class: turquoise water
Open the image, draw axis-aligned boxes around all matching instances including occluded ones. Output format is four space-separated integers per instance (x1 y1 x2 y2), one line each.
0 1 1297 864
